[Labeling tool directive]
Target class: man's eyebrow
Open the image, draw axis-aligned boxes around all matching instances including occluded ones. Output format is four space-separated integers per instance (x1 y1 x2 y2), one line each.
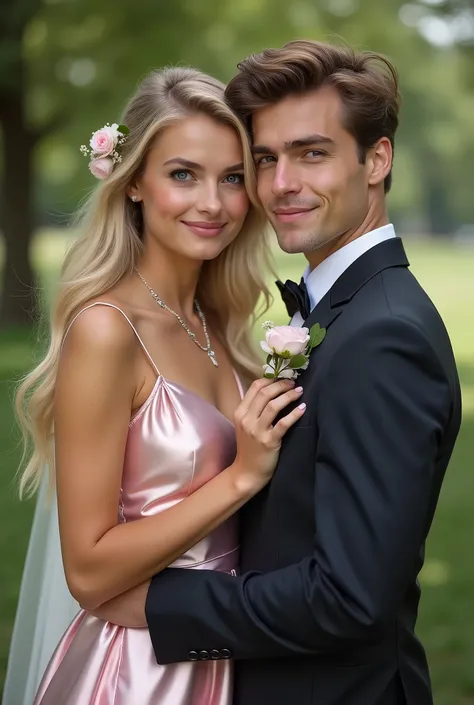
284 134 335 150
251 144 273 155
252 134 335 155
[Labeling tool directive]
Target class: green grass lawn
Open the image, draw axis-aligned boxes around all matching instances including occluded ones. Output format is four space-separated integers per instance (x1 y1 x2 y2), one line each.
1 232 473 703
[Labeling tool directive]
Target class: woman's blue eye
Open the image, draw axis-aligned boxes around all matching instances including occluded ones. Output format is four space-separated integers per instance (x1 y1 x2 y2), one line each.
171 170 192 181
224 173 244 185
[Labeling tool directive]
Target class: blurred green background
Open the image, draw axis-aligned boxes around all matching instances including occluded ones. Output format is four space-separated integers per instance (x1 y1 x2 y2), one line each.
1 0 474 703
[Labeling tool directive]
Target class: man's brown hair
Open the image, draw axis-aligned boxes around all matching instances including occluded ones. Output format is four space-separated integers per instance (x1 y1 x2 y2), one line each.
225 40 400 193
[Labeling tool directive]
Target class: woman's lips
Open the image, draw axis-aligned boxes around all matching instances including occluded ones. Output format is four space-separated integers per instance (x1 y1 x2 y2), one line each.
182 221 227 237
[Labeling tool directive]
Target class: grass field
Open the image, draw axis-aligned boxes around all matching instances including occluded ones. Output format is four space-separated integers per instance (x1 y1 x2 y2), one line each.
1 231 473 703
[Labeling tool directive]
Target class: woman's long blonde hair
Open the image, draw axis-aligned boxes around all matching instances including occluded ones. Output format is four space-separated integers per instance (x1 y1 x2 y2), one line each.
16 67 272 498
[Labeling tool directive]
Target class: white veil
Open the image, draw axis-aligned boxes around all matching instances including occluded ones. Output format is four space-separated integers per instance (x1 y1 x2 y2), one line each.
2 472 80 705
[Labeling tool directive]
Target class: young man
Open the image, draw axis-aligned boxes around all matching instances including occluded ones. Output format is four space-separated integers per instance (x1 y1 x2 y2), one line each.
109 41 461 704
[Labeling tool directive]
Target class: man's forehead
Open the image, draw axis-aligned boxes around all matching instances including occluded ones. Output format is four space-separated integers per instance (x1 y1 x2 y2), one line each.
251 86 343 146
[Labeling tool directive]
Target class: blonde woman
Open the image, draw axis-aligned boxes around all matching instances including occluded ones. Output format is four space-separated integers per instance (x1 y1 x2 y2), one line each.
8 67 307 705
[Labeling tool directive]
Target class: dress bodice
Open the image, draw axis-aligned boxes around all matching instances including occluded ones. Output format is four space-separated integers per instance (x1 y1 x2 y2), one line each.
122 374 239 571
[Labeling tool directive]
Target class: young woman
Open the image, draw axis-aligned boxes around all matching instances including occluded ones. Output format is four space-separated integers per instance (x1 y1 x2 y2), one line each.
8 67 306 705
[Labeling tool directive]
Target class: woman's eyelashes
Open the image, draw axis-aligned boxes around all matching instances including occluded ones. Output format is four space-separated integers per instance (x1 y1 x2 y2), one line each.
170 169 193 182
169 169 244 185
223 173 244 185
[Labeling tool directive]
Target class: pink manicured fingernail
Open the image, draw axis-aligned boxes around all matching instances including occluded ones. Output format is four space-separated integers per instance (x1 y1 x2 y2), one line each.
298 403 306 410
295 386 303 393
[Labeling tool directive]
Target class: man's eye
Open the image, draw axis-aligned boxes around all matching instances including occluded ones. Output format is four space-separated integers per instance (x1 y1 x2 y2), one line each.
305 150 324 158
256 156 276 165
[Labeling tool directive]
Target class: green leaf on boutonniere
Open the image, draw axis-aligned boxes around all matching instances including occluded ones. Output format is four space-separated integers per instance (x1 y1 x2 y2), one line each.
309 323 326 350
266 354 273 365
264 372 276 379
289 354 308 369
118 124 130 135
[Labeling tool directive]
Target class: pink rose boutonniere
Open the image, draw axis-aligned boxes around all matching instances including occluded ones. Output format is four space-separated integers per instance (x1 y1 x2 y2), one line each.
260 321 326 380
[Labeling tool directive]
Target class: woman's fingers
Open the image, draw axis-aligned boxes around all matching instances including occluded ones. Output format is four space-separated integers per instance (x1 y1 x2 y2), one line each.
234 378 274 421
245 379 296 420
272 402 307 439
258 386 304 427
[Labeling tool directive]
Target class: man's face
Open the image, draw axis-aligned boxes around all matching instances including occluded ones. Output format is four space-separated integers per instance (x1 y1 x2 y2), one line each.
252 86 383 259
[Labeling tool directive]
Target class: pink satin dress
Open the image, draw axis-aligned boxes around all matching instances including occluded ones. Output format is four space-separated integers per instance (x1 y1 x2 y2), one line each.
34 302 241 705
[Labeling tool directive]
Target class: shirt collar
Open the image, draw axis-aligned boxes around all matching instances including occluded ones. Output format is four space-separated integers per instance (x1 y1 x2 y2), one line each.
303 224 396 310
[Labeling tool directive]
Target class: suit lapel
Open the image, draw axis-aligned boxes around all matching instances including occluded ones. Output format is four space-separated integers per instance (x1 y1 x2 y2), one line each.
303 291 342 334
302 237 409 332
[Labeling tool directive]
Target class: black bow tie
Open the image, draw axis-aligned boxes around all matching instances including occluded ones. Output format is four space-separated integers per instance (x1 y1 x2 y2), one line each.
276 278 311 319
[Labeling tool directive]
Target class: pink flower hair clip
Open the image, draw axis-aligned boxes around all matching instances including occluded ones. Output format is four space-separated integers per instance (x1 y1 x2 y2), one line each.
80 123 130 180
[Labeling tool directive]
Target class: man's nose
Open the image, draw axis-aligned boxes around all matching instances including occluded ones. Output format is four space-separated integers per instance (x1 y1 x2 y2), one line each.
271 161 301 198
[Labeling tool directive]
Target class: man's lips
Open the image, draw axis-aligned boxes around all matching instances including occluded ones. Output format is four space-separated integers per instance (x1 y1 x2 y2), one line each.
182 221 227 237
273 207 316 223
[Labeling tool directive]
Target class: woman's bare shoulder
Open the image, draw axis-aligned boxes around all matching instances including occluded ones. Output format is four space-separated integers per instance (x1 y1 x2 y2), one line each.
63 299 138 360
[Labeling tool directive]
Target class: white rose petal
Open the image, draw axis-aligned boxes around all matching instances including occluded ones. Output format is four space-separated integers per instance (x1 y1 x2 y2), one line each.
102 125 120 147
278 368 298 380
260 341 273 354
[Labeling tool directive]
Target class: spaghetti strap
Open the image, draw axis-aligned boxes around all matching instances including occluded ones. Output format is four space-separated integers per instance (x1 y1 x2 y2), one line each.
232 368 245 400
63 302 161 377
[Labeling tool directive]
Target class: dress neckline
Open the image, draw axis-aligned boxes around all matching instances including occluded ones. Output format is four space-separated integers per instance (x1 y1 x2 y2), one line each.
130 374 236 428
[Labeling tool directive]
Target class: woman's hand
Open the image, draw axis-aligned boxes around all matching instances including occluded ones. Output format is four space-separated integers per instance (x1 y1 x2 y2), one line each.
230 378 305 493
86 580 150 628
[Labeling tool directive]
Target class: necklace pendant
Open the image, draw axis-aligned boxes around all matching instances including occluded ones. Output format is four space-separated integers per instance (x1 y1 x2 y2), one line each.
135 268 219 369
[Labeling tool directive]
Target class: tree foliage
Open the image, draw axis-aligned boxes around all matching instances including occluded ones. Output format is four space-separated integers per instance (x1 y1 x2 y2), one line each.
1 0 474 322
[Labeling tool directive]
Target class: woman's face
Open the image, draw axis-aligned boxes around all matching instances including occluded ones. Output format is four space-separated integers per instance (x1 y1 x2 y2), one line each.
132 113 250 262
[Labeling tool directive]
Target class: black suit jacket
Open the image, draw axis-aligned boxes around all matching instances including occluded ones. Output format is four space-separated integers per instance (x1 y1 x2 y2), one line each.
145 238 461 705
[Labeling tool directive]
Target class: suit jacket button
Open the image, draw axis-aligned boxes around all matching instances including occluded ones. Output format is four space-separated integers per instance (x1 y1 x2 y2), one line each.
210 649 220 660
188 650 199 661
220 648 232 659
199 650 210 661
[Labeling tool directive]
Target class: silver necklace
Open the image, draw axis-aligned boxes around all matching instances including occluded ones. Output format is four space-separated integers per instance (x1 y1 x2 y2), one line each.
134 268 219 367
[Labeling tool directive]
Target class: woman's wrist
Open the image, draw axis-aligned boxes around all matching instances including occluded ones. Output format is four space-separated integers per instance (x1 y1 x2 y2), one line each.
225 460 263 500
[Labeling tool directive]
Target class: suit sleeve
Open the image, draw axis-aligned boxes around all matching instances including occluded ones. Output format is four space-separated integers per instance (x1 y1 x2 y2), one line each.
145 317 452 663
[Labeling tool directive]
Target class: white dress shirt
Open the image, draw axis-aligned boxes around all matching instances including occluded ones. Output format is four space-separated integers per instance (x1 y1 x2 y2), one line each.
290 224 397 326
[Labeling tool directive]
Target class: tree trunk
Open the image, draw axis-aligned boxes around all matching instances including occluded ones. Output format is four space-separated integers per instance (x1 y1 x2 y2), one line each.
0 81 38 325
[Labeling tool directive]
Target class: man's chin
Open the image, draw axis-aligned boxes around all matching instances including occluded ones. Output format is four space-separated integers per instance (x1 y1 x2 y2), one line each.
274 230 311 255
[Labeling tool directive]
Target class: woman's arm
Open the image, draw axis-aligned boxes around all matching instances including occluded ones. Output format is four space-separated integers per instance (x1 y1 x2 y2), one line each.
56 306 303 610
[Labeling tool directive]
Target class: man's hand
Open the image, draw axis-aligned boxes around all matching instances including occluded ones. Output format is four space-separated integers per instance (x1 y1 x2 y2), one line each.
85 580 150 627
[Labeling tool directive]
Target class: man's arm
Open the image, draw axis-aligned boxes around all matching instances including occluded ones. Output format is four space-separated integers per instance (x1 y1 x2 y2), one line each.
145 317 452 663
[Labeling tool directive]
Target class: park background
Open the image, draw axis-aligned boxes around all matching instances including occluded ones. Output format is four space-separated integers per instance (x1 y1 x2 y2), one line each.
1 1 474 703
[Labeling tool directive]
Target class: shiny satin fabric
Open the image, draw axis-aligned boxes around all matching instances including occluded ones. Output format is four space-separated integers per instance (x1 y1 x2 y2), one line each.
34 373 240 705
